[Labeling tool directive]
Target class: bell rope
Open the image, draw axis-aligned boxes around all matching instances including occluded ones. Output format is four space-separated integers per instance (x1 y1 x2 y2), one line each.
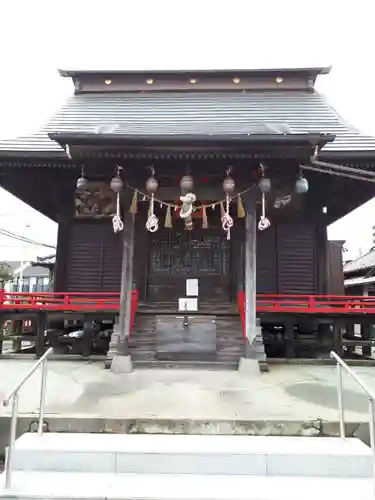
112 193 124 233
258 192 271 231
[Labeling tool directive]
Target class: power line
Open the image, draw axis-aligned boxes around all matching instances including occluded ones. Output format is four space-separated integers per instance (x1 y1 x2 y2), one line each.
0 228 56 249
0 229 56 249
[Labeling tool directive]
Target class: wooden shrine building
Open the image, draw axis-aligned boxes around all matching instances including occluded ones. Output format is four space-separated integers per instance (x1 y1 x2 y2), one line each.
1 66 375 370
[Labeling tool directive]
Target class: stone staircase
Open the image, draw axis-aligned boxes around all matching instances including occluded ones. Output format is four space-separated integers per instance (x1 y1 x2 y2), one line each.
1 433 374 499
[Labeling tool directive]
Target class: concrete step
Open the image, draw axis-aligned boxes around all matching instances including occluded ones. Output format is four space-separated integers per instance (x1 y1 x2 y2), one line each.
10 433 372 478
0 471 373 500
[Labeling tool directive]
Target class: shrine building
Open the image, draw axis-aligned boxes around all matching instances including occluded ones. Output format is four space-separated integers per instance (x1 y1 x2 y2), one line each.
1 66 375 371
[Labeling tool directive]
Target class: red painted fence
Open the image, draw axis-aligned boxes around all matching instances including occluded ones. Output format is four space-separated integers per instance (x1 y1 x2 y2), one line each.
237 291 375 339
0 290 139 335
1 290 375 314
1 290 375 339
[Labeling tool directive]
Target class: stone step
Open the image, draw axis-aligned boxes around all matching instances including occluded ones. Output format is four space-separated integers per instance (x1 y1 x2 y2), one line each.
10 433 372 478
133 359 239 370
0 471 373 500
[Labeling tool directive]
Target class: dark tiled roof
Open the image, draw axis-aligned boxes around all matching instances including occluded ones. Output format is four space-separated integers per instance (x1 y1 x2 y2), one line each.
343 249 375 273
1 90 375 156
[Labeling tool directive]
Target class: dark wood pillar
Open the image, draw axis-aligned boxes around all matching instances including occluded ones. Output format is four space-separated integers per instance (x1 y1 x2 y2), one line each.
13 320 22 352
116 212 135 356
54 209 73 292
345 322 355 356
316 215 328 294
284 319 296 358
0 314 4 355
333 321 343 356
81 318 94 357
361 322 372 357
35 312 47 358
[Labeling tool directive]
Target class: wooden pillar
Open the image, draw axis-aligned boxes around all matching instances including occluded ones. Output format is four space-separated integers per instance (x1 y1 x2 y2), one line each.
81 318 93 357
0 314 4 355
284 319 296 358
116 213 135 356
13 320 22 352
361 322 372 357
316 217 329 294
35 312 47 358
333 321 343 356
345 322 355 356
54 213 73 292
244 197 257 357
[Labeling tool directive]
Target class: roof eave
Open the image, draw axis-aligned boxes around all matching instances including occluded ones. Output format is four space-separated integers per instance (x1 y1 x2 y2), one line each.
58 66 332 79
0 150 67 159
319 149 375 160
49 131 335 148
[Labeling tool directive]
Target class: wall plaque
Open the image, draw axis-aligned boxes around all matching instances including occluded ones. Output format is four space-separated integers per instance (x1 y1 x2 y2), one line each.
186 278 199 296
178 297 198 312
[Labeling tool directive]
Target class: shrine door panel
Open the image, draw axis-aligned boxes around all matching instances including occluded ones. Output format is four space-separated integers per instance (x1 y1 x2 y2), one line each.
147 229 230 303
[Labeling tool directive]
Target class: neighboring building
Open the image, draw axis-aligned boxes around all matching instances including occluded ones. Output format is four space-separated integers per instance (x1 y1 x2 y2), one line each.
1 66 375 368
4 261 53 293
344 248 375 295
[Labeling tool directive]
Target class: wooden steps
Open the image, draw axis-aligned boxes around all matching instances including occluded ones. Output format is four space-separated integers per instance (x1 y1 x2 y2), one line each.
129 304 244 369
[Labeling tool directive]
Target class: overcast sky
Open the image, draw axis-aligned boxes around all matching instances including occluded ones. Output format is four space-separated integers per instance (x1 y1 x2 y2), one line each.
0 0 374 260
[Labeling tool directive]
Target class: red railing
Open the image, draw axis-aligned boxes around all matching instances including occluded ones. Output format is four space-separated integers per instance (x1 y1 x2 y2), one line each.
236 292 375 338
2 290 375 315
237 291 246 339
256 294 375 313
129 289 138 338
0 290 139 334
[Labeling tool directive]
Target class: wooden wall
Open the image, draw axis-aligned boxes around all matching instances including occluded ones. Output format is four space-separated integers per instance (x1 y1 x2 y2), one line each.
55 219 122 293
256 221 322 294
54 216 325 297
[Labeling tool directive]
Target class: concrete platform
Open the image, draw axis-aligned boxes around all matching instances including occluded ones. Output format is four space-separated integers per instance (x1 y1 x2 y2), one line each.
0 359 374 446
0 471 373 500
10 433 373 478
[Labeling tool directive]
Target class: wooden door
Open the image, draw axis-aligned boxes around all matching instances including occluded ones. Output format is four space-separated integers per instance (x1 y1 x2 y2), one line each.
147 229 230 303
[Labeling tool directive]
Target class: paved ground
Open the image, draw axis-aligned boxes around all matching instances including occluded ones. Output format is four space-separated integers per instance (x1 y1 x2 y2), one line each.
0 359 373 422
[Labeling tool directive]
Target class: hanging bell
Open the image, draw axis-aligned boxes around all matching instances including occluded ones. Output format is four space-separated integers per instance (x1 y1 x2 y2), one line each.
295 175 309 194
110 174 124 193
180 174 194 193
76 175 88 191
146 176 158 194
258 177 271 193
223 176 235 194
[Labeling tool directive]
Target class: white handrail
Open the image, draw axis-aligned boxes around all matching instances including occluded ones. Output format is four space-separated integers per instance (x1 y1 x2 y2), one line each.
2 347 53 489
330 350 375 489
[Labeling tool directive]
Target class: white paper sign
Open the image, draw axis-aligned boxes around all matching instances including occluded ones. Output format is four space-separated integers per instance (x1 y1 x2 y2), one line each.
178 297 198 312
186 278 199 296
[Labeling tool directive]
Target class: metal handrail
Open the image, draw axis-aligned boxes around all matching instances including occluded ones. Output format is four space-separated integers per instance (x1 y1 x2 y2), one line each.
2 347 53 489
330 350 375 487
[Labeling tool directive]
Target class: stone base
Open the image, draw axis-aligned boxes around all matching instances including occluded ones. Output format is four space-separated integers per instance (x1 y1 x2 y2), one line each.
238 357 261 375
110 355 133 374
